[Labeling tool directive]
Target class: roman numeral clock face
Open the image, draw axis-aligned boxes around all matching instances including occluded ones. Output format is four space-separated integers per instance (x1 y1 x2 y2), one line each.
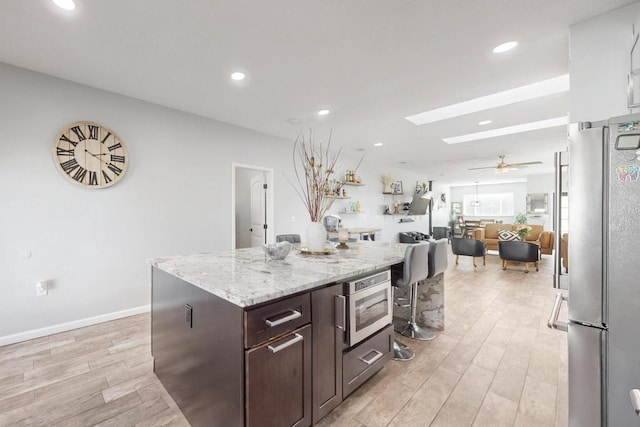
52 121 128 189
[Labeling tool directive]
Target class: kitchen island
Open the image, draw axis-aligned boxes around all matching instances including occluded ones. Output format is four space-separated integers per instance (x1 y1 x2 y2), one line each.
149 242 408 427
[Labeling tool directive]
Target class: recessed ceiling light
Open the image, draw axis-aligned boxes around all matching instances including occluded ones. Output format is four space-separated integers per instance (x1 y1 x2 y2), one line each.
405 74 569 126
52 0 75 10
443 116 568 144
478 120 492 126
231 72 245 81
493 41 518 53
317 109 330 116
374 142 383 147
286 118 300 125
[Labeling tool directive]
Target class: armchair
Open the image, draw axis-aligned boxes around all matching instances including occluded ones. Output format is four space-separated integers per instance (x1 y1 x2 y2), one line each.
451 238 486 267
498 241 539 272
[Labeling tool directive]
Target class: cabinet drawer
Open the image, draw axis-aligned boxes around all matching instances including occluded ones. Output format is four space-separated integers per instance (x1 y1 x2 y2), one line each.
342 324 392 398
245 324 312 427
245 293 311 348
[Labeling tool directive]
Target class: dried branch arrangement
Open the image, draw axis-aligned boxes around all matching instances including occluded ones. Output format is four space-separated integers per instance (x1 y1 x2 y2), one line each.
290 130 342 222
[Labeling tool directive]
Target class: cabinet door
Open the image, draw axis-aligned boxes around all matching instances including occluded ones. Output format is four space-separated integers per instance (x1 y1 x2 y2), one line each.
245 324 311 427
311 284 343 423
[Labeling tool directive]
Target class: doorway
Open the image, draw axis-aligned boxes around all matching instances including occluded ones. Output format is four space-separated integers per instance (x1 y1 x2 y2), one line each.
232 164 274 249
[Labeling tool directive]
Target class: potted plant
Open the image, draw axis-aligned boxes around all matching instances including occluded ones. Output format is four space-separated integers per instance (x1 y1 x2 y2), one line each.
514 213 527 224
514 224 532 240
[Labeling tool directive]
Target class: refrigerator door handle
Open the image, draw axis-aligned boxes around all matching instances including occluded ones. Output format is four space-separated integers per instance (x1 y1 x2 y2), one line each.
630 389 640 418
547 292 568 332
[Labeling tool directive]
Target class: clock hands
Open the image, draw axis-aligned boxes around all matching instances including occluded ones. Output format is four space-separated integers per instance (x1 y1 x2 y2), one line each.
84 149 109 165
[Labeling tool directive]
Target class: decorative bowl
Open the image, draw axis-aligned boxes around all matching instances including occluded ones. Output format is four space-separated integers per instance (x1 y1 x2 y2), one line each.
263 241 292 260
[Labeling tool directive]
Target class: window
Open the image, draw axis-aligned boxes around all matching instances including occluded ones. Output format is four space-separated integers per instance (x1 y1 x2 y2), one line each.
463 193 514 216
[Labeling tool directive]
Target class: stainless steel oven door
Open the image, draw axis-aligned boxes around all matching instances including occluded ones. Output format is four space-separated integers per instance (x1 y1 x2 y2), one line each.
348 281 392 346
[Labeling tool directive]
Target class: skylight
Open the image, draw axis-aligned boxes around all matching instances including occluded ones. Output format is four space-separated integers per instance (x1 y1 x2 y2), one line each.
405 74 569 126
52 0 75 10
493 41 518 53
442 116 569 144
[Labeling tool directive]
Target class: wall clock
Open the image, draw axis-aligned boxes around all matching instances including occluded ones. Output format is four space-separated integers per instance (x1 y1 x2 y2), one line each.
52 121 128 189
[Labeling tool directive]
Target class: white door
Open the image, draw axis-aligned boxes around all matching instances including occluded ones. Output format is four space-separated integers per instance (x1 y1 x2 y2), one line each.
250 174 266 247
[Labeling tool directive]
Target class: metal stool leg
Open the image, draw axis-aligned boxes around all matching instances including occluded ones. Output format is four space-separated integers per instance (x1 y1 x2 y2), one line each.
393 339 414 361
392 285 409 333
400 282 437 341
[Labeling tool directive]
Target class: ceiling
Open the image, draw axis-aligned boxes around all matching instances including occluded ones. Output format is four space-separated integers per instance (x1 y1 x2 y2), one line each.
0 0 633 186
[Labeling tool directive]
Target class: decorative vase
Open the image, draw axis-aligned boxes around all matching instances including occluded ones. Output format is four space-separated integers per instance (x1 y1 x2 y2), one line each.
383 183 393 194
305 221 327 252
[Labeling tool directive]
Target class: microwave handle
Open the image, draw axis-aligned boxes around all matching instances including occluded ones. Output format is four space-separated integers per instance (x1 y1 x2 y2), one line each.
335 295 346 330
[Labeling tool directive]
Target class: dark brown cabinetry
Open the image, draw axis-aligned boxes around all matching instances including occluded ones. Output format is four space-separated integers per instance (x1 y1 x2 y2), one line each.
151 267 393 427
311 284 343 422
244 294 312 427
245 325 311 427
151 268 244 427
342 324 392 397
244 293 311 348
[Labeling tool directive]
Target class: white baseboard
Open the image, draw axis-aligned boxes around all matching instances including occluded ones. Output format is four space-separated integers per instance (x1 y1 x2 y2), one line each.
0 305 150 347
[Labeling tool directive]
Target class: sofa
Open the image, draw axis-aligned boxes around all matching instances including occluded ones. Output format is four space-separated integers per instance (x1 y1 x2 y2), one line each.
472 223 554 255
398 231 431 243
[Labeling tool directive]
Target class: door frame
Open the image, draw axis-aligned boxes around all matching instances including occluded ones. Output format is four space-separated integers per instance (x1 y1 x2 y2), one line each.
231 163 275 250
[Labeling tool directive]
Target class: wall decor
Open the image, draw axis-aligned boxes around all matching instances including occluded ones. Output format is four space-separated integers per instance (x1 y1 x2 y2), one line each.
391 181 403 194
53 121 128 189
381 175 394 193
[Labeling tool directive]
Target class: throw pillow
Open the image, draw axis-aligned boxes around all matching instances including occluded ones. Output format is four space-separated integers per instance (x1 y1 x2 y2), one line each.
498 229 520 241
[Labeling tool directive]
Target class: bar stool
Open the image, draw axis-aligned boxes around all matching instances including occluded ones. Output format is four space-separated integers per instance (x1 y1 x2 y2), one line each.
275 234 301 243
394 242 435 341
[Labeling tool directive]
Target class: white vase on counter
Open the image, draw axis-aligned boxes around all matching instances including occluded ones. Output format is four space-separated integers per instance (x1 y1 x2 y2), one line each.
305 221 327 252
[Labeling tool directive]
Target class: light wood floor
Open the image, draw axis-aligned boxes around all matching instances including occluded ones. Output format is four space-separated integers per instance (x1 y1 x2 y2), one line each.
0 251 567 426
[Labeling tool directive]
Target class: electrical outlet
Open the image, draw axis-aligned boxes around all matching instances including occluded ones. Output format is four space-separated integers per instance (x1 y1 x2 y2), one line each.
36 281 48 296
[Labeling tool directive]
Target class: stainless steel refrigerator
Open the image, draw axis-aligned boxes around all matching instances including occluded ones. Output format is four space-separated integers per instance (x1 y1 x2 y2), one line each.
549 113 640 426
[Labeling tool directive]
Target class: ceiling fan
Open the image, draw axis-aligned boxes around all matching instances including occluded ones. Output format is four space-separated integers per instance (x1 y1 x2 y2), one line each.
468 155 542 174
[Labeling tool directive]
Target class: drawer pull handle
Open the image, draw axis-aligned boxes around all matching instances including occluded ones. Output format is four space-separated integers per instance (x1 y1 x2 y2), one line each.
268 333 303 353
335 295 346 331
265 310 302 327
358 349 384 366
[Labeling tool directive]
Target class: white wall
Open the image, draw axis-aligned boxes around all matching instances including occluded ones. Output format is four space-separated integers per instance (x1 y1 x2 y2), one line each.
322 172 450 241
527 173 554 194
0 62 449 341
570 1 640 121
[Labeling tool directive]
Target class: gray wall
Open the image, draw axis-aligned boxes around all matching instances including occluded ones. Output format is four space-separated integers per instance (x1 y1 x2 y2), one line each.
0 62 310 338
0 62 450 341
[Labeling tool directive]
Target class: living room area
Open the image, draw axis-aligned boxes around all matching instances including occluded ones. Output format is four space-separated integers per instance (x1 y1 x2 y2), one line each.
445 177 561 271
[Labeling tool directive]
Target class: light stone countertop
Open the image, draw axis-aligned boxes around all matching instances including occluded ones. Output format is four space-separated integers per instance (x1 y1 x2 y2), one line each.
149 242 408 308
